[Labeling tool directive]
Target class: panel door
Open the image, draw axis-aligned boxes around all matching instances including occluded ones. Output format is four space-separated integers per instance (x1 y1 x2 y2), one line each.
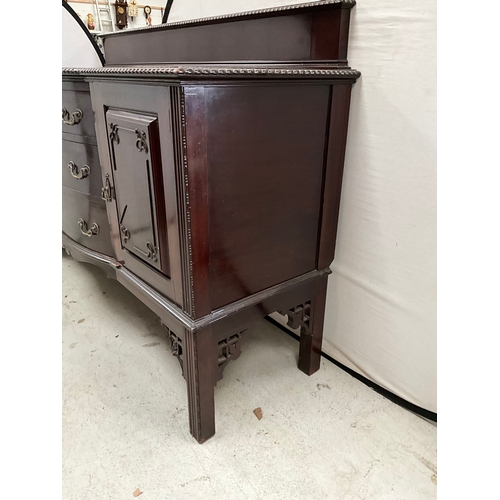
106 109 170 277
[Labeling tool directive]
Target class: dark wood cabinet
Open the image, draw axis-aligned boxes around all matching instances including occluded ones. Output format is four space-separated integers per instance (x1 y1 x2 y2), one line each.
62 0 360 443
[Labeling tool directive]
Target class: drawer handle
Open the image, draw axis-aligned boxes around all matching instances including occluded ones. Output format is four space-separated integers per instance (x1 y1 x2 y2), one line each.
67 161 91 179
62 107 83 126
78 218 100 237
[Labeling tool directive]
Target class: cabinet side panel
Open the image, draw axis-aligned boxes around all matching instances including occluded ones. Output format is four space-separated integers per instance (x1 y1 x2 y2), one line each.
205 84 330 310
317 83 352 269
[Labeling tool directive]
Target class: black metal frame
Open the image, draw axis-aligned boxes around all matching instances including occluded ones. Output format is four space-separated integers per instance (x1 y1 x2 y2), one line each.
161 0 175 24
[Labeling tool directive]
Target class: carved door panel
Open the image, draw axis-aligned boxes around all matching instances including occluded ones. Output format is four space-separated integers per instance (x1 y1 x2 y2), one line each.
106 109 170 277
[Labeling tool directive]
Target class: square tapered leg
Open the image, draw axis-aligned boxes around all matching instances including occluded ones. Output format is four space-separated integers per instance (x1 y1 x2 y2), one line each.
183 326 216 443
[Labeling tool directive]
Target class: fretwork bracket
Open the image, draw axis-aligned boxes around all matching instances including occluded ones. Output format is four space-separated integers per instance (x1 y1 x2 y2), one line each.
278 301 312 335
216 332 243 383
166 327 245 385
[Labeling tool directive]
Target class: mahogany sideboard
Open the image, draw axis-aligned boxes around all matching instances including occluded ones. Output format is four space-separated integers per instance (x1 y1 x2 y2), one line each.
62 0 360 443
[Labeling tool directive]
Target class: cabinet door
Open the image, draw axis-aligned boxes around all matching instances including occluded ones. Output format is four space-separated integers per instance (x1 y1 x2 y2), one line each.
106 109 170 277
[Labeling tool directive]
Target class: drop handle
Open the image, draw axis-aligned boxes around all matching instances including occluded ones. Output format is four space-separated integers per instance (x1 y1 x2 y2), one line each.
101 174 115 202
62 107 83 125
68 161 91 179
78 218 100 237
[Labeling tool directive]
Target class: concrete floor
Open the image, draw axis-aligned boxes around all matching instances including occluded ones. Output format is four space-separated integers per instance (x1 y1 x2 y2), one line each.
62 252 437 500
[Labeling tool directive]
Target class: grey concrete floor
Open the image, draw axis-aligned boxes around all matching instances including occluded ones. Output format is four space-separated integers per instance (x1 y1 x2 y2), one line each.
62 252 437 500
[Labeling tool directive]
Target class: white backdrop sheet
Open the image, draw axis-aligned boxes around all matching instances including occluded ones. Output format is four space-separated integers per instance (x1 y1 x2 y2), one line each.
322 0 436 413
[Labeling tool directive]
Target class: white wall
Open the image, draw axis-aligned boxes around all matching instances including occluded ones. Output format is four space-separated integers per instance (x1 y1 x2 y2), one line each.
168 0 437 412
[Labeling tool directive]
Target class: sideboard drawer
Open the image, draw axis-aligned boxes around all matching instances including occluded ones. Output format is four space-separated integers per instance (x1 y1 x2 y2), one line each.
62 89 96 138
62 137 102 197
62 187 114 257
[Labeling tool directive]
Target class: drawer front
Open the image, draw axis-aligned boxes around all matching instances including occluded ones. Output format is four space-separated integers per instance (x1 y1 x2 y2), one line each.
62 138 102 197
62 89 96 138
62 188 114 257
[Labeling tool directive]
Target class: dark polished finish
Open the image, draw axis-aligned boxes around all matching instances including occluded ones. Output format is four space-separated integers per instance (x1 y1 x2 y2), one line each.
62 2 359 443
192 84 330 310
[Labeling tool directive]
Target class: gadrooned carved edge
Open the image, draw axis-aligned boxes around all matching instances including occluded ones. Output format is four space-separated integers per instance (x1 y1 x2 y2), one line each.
99 0 356 36
62 66 361 79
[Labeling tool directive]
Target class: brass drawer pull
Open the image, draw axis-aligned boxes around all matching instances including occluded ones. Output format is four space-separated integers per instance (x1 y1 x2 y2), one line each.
67 161 91 179
78 218 99 237
62 107 83 125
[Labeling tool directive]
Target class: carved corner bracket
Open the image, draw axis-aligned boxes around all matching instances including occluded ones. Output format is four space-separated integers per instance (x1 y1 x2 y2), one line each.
168 328 185 377
217 332 243 383
166 327 244 385
278 301 312 335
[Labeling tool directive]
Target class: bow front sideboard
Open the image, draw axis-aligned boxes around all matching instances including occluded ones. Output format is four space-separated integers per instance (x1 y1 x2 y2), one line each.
62 0 360 443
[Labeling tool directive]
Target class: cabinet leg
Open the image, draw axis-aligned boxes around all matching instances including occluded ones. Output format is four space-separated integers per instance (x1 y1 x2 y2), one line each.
298 277 328 375
183 326 216 443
